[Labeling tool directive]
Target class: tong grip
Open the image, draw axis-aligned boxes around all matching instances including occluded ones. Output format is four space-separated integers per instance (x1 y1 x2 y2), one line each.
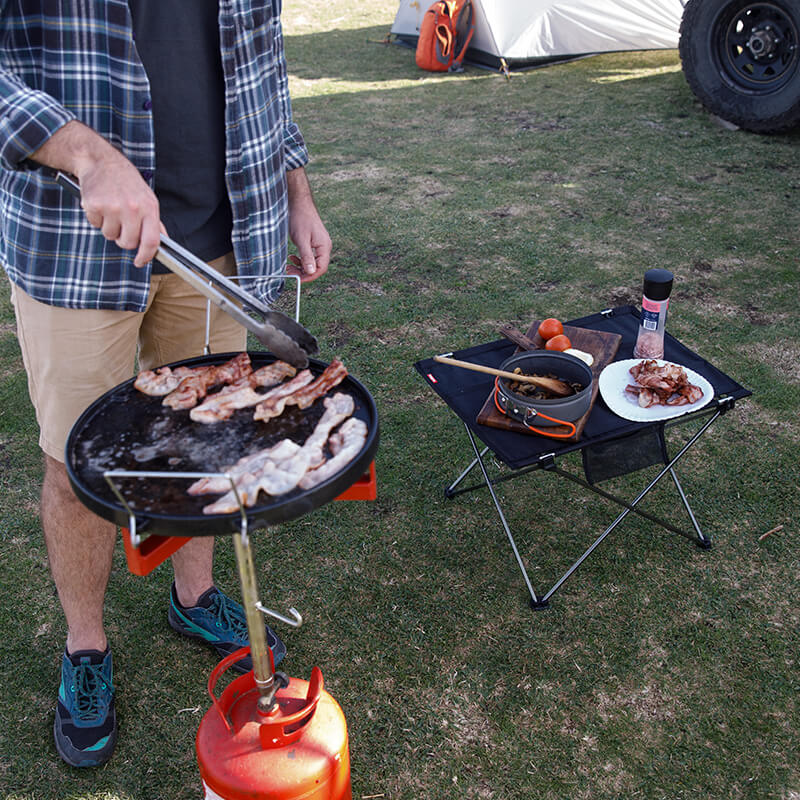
53 171 318 368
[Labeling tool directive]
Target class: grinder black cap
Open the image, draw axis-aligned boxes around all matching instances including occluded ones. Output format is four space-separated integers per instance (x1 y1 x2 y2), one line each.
643 268 673 301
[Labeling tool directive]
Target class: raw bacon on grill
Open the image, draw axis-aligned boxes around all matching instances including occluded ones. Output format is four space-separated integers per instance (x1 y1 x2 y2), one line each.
195 392 359 514
298 417 368 490
189 361 299 423
253 359 347 422
186 439 302 496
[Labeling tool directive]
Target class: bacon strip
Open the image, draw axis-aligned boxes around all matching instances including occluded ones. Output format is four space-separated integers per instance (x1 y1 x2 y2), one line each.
240 369 316 419
189 361 297 423
187 439 301 496
134 366 195 396
199 393 357 514
253 359 347 422
292 392 355 469
162 353 253 410
298 417 368 490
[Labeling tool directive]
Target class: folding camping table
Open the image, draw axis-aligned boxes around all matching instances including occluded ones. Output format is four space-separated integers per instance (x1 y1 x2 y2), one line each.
415 305 751 609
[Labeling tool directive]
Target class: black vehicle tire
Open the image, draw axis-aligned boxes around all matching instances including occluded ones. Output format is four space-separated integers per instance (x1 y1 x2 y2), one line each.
679 0 800 133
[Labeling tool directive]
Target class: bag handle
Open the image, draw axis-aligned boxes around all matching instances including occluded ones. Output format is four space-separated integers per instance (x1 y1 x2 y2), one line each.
451 1 475 67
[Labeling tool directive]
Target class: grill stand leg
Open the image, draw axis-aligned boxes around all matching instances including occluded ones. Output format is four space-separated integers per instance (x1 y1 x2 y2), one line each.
448 410 721 609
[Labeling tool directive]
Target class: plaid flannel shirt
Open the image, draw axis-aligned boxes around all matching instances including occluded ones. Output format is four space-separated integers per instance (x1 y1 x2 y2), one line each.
0 0 308 310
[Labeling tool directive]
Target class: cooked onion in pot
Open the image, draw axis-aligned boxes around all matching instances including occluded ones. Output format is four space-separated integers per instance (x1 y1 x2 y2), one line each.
507 367 582 399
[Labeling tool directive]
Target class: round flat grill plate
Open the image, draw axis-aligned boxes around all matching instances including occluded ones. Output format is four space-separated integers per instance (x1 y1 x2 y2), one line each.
66 353 379 536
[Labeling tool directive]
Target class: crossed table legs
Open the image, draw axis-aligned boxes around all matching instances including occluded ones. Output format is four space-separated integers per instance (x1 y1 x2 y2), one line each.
444 401 732 609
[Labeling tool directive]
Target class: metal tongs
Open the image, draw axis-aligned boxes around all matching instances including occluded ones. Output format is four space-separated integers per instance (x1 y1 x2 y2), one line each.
55 172 318 368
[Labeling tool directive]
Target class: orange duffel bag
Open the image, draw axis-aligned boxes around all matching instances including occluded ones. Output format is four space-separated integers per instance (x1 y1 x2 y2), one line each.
415 0 475 72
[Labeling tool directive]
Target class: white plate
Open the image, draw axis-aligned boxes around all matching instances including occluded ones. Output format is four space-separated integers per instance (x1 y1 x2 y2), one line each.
598 359 714 422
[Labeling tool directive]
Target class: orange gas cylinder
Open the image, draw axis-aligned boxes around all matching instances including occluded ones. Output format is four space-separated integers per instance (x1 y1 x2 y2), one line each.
196 649 351 800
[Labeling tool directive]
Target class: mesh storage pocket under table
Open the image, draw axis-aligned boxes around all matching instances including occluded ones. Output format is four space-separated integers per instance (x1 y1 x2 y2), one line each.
582 423 668 484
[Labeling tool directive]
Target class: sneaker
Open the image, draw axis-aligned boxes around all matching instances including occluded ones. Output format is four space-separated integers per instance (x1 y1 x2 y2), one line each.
54 648 117 768
167 584 286 673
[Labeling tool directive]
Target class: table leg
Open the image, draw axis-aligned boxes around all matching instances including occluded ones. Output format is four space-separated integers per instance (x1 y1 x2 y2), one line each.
540 410 721 603
444 445 490 497
445 409 722 609
669 466 711 548
462 423 544 608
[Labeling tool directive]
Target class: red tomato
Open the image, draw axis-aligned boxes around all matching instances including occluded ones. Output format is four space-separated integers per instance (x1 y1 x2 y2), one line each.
545 334 572 351
537 318 564 341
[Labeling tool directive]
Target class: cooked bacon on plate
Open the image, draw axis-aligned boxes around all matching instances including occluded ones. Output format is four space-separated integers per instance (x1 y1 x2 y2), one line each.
625 359 704 408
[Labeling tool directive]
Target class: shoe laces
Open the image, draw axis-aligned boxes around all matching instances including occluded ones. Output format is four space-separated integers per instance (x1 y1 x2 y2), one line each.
67 661 112 722
208 592 249 642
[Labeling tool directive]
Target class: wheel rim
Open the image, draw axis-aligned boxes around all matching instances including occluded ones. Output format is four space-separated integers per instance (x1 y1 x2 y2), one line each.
713 1 799 94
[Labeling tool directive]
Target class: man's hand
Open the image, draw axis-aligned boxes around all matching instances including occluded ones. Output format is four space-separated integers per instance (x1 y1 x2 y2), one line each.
31 120 162 266
286 167 331 283
77 154 162 267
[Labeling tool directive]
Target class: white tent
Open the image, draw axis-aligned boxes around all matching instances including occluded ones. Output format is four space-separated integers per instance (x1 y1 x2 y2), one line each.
391 0 685 70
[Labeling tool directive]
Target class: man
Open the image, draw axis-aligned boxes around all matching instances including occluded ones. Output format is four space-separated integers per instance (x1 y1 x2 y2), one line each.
0 1 331 768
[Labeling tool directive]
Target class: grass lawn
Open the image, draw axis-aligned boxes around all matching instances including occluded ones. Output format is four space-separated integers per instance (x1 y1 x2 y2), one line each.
1 2 798 798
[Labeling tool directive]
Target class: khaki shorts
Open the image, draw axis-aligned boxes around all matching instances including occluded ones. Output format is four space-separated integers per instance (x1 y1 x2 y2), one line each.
11 253 247 461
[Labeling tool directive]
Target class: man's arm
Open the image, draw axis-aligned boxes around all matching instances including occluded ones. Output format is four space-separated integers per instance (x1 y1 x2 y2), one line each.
30 120 161 267
285 166 331 282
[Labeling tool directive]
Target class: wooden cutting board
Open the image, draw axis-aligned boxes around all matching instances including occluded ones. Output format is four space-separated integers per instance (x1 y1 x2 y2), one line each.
477 320 622 441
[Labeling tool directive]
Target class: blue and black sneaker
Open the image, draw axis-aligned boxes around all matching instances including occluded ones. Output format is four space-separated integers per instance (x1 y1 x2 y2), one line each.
54 648 117 768
167 583 286 673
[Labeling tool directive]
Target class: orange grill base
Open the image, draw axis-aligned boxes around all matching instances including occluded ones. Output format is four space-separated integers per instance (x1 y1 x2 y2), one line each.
122 529 193 577
334 461 376 501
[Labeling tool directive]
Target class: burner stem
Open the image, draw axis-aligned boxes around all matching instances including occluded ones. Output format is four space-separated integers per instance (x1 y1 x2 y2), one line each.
233 528 278 712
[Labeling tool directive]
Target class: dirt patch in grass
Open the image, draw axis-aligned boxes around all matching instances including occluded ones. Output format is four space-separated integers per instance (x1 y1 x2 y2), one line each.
324 164 393 184
749 342 800 383
594 681 684 726
328 276 387 295
487 205 529 219
322 319 359 349
500 111 570 133
605 285 640 306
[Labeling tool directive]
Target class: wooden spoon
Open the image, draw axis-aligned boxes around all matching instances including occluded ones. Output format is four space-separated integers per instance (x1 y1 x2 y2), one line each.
433 354 573 397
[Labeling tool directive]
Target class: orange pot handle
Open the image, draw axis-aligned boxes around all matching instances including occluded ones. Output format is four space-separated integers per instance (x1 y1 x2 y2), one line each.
493 382 577 439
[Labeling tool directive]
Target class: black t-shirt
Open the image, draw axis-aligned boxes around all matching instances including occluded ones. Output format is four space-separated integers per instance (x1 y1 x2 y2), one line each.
129 0 232 264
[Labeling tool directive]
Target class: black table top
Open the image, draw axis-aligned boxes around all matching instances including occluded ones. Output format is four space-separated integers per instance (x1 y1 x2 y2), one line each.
415 305 751 470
